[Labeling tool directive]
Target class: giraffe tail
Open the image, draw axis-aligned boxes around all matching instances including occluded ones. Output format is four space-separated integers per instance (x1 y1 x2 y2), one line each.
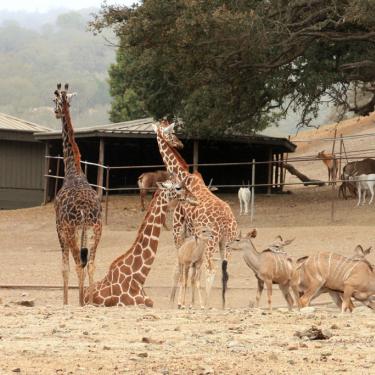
80 247 88 268
222 260 229 309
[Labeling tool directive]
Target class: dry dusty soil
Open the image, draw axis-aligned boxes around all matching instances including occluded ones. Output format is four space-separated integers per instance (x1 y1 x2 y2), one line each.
2 115 375 374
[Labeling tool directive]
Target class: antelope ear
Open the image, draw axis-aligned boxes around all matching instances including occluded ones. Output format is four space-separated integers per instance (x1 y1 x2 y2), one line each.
364 246 372 255
247 228 257 238
283 238 295 246
354 245 364 256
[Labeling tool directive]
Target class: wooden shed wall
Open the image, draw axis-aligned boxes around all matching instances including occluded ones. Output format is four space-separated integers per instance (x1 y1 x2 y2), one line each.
0 140 45 209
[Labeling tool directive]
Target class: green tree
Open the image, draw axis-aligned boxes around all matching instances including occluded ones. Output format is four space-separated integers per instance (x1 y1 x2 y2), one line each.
91 0 375 136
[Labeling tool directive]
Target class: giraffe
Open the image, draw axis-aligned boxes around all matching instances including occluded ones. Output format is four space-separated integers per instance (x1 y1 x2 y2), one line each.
153 122 238 308
84 179 197 306
53 83 102 306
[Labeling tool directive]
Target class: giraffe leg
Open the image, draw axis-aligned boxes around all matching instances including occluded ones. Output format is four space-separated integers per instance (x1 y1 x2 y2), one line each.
87 223 102 305
62 248 70 305
65 230 85 306
195 267 204 309
57 230 70 305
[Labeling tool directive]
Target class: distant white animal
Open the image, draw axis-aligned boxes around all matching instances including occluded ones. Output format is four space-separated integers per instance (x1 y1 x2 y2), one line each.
353 174 375 206
238 187 251 215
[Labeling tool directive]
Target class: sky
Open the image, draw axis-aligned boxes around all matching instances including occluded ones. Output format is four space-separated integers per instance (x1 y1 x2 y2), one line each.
0 0 137 12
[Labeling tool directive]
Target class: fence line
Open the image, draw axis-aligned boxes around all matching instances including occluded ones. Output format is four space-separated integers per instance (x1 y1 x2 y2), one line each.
45 152 375 225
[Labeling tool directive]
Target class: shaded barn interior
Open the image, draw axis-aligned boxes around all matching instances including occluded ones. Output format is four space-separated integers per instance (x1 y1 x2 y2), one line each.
38 119 295 202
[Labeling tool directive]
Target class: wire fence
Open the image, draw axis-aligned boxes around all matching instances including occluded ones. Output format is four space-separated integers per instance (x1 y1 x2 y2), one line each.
42 129 375 224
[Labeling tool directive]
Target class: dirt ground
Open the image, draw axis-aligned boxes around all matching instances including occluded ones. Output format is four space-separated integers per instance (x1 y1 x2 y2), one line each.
2 116 375 374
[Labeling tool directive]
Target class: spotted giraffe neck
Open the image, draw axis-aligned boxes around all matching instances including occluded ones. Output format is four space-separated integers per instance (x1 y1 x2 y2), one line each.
61 102 81 176
156 129 190 182
110 189 169 282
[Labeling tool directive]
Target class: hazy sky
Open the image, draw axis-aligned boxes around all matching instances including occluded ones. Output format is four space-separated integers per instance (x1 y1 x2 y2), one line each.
0 0 137 12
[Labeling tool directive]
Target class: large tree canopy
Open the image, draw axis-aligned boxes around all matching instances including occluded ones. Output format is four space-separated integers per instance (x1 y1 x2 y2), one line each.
91 0 375 136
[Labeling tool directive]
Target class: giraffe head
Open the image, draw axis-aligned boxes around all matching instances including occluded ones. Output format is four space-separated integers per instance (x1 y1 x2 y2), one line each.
53 83 77 119
153 121 184 149
157 178 198 206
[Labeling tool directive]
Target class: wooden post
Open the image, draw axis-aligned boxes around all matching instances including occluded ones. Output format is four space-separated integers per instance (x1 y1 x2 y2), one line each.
250 158 256 224
43 142 50 204
280 153 285 191
275 153 280 190
338 134 343 181
193 140 199 172
105 167 110 225
330 127 338 222
97 138 105 200
54 154 61 198
267 148 272 195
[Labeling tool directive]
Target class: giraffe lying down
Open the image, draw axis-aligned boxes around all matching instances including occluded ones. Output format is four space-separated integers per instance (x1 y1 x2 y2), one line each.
83 179 198 307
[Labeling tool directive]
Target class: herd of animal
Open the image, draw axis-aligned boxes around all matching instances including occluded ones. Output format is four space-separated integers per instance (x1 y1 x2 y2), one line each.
318 150 375 206
51 83 375 313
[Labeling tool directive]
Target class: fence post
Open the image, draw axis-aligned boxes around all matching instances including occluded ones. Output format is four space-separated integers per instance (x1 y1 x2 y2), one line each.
105 167 110 225
330 128 338 222
250 158 256 224
54 155 61 198
43 143 50 205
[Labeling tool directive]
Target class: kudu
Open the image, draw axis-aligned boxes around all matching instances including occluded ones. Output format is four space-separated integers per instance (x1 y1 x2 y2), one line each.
293 245 374 312
170 227 214 309
227 230 295 311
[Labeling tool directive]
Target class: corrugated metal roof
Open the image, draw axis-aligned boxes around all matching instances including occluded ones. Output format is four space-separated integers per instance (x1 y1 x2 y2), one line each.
34 117 296 151
0 113 51 133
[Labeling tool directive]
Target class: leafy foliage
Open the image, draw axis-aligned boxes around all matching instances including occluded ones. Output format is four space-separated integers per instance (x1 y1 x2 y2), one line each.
91 0 375 136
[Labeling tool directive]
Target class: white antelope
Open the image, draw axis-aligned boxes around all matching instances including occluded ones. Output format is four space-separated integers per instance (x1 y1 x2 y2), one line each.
238 187 251 215
352 174 375 206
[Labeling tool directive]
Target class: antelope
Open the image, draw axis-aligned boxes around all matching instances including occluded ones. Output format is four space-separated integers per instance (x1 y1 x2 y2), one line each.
170 227 213 309
137 170 170 211
238 187 251 215
317 150 337 185
351 174 375 206
294 245 375 312
226 231 295 311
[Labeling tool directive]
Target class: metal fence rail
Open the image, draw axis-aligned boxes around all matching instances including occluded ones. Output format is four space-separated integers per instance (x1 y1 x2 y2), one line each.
44 146 375 225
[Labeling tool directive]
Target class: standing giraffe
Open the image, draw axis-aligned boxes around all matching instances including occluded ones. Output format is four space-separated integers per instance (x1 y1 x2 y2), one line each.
53 83 102 306
153 122 238 308
317 150 337 185
84 179 197 306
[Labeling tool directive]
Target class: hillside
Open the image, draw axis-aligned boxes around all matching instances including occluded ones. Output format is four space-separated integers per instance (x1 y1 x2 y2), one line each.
0 9 115 129
286 113 375 184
